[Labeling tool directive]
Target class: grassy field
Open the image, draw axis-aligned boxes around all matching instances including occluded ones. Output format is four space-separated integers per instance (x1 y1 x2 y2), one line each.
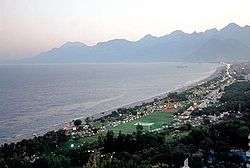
111 111 173 134
64 111 173 150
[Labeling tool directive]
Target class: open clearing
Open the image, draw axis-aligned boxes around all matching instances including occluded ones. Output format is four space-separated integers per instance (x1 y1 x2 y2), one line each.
65 111 173 149
111 111 173 134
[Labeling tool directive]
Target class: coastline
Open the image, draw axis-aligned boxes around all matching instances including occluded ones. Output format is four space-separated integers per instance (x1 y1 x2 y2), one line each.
1 64 223 145
76 64 223 121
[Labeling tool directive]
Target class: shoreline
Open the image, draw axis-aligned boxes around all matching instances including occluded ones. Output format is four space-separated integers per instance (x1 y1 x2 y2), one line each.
76 64 223 121
0 64 223 145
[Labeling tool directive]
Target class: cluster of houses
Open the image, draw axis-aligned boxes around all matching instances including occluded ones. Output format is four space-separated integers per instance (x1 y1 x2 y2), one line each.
64 78 214 137
173 65 236 127
64 122 99 137
63 103 160 138
63 63 247 141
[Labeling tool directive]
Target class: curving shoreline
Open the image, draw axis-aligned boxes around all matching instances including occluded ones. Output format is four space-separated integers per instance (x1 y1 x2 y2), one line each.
1 64 223 145
83 65 223 122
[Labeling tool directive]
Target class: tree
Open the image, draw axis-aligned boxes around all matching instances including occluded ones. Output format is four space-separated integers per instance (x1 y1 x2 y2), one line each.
86 151 99 168
104 131 115 152
0 159 6 168
237 126 250 139
74 119 82 127
85 117 91 125
33 157 49 168
190 151 204 168
33 154 70 168
111 111 119 117
136 124 143 135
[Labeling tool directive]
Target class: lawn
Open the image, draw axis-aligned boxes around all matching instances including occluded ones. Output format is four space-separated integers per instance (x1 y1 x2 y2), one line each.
111 111 173 134
64 111 173 150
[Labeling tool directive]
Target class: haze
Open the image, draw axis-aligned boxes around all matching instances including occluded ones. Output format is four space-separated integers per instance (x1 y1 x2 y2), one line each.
1 0 250 60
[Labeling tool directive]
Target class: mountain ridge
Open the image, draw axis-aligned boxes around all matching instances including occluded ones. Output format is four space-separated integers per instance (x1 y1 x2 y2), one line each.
21 23 250 63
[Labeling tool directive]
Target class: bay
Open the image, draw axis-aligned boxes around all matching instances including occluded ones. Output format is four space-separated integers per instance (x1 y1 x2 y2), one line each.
0 62 218 143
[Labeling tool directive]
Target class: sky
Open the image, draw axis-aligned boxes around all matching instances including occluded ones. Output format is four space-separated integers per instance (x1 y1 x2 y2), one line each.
1 0 250 60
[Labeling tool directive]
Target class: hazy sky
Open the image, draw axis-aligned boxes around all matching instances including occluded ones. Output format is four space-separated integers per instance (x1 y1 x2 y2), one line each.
1 0 250 60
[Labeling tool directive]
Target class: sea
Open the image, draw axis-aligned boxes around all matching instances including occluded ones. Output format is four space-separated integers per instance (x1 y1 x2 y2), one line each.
0 62 219 143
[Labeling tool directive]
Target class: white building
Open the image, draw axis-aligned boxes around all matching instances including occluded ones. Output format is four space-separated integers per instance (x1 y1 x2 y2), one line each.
182 158 190 168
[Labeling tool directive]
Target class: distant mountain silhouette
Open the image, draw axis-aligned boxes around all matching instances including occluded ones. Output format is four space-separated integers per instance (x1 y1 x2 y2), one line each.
22 23 250 63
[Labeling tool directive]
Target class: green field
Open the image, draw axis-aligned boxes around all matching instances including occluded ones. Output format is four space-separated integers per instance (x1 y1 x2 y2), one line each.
64 111 173 150
111 111 173 134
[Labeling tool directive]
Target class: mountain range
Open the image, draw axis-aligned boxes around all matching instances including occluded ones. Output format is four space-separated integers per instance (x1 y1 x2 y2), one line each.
21 23 250 63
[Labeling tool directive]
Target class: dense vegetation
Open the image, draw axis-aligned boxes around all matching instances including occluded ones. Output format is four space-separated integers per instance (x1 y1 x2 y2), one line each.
0 81 250 168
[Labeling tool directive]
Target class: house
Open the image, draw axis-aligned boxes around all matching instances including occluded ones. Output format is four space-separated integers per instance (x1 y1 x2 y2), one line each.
182 158 190 168
187 106 194 112
163 101 179 112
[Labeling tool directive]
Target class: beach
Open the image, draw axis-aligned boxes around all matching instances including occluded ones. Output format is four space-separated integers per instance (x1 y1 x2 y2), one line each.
87 65 222 121
0 62 220 144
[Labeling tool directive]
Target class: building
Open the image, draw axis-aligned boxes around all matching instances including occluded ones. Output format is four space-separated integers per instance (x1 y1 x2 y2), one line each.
187 106 195 112
163 101 176 112
182 158 190 168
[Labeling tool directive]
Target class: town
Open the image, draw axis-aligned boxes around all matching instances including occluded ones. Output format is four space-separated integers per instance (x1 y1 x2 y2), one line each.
1 62 250 168
64 63 242 139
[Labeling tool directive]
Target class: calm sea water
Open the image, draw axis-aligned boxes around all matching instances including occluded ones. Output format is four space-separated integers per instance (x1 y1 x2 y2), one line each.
0 62 218 143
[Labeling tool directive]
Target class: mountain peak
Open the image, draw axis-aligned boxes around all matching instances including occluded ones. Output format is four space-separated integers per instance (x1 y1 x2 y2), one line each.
24 22 250 63
221 23 241 32
96 39 131 47
170 30 185 36
139 34 156 41
61 41 87 48
205 28 218 34
191 31 201 35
